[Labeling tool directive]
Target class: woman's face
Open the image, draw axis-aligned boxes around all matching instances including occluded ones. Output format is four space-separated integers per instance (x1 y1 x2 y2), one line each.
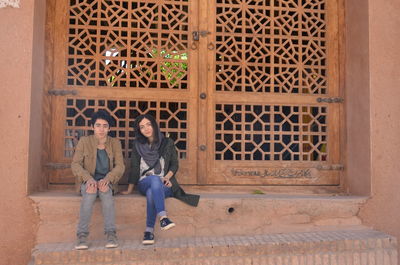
92 118 110 140
139 118 154 140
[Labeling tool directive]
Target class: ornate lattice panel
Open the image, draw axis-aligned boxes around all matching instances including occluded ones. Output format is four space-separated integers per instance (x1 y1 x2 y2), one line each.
215 104 327 161
215 0 327 94
67 0 189 89
65 98 188 159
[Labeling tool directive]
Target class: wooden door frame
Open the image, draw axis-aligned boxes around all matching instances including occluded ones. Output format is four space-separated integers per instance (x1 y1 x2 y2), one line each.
42 0 347 189
199 0 345 185
43 0 201 187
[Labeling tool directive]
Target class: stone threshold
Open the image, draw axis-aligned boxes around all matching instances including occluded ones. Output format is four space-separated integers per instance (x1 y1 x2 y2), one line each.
30 191 368 244
31 190 367 200
47 183 345 195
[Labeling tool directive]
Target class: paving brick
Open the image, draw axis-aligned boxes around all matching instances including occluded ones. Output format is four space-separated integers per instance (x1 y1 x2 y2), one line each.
31 229 397 265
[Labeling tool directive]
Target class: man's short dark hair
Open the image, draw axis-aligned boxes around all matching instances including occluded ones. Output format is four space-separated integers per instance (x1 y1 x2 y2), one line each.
90 110 112 127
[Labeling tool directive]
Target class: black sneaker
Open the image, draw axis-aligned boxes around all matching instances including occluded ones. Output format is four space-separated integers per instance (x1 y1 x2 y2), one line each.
105 231 118 248
142 231 155 245
75 235 89 250
160 217 175 231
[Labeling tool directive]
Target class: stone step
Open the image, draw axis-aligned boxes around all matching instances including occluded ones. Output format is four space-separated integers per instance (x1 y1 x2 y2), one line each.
30 192 367 244
31 229 397 265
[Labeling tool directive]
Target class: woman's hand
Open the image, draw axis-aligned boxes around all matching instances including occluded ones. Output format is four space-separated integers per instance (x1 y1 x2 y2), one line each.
120 184 134 195
163 171 174 187
162 177 172 187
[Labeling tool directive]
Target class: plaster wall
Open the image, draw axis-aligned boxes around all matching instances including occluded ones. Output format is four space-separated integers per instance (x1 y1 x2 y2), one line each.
344 0 371 195
28 0 45 193
0 1 42 264
359 0 400 263
0 0 399 264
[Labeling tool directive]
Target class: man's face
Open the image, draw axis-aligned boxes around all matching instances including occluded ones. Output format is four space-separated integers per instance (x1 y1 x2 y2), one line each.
92 118 109 140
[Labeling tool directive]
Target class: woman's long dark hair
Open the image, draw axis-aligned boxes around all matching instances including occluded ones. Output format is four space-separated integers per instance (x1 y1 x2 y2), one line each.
133 114 161 144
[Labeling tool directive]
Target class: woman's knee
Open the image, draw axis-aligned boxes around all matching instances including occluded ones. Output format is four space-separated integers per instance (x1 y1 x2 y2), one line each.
148 175 163 189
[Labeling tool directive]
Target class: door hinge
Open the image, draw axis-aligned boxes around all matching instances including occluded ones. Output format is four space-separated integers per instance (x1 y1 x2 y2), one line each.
316 164 344 171
44 163 71 170
48 89 78 96
316 97 344 103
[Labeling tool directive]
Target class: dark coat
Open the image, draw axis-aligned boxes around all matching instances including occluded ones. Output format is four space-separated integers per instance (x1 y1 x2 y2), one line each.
128 137 199 207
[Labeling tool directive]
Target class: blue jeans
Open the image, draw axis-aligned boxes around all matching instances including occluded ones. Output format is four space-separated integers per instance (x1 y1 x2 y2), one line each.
76 183 116 236
138 175 173 231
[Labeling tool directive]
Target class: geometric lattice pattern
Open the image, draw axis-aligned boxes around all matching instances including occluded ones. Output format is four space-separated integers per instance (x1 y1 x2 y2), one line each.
215 0 327 94
215 104 327 161
65 98 188 159
67 0 189 89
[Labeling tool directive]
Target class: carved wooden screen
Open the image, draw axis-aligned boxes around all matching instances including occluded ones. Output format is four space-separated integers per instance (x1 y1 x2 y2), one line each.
46 0 341 186
47 0 198 185
198 0 341 185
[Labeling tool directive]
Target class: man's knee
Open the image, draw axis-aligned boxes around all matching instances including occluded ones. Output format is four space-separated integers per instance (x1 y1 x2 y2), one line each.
81 193 97 205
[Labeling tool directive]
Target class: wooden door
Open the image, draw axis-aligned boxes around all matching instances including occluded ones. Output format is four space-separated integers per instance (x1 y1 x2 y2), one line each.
46 0 199 185
197 0 342 185
46 0 342 187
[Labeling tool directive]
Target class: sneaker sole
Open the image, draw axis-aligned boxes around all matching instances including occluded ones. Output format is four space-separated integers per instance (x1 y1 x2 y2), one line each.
142 239 155 245
75 245 89 250
161 222 176 231
105 243 118 248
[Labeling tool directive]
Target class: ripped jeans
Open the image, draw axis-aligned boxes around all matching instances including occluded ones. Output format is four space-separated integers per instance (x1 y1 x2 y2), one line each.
76 183 116 237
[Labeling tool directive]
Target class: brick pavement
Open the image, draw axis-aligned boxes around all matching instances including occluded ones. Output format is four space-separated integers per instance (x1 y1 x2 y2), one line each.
32 229 397 265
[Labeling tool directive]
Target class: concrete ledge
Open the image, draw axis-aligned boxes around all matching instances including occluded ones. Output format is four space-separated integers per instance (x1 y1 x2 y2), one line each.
32 229 397 265
30 191 368 244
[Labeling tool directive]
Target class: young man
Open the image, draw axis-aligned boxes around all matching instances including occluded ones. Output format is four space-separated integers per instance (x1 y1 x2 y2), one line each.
71 110 125 250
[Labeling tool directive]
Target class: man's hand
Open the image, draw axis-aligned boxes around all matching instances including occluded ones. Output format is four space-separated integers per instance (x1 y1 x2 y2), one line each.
86 178 98 194
98 179 110 193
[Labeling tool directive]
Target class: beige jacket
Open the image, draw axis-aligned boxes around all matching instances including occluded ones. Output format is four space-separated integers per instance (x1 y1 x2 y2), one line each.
71 135 125 193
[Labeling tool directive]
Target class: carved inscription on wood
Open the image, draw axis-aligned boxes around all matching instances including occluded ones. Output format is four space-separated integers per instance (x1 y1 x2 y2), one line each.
231 168 315 179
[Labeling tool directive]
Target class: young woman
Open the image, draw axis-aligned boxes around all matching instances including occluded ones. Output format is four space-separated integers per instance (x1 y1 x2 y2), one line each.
71 110 125 250
122 114 199 245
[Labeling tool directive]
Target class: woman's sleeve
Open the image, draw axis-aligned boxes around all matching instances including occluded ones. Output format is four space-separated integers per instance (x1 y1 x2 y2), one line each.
104 139 125 184
168 138 179 174
128 146 141 185
71 138 92 182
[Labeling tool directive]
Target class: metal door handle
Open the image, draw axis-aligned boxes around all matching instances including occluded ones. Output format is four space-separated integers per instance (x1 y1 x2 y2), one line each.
192 31 211 41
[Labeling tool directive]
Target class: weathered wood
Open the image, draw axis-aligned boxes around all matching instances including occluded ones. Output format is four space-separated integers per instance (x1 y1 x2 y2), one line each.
42 0 57 190
45 0 342 187
203 0 341 185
